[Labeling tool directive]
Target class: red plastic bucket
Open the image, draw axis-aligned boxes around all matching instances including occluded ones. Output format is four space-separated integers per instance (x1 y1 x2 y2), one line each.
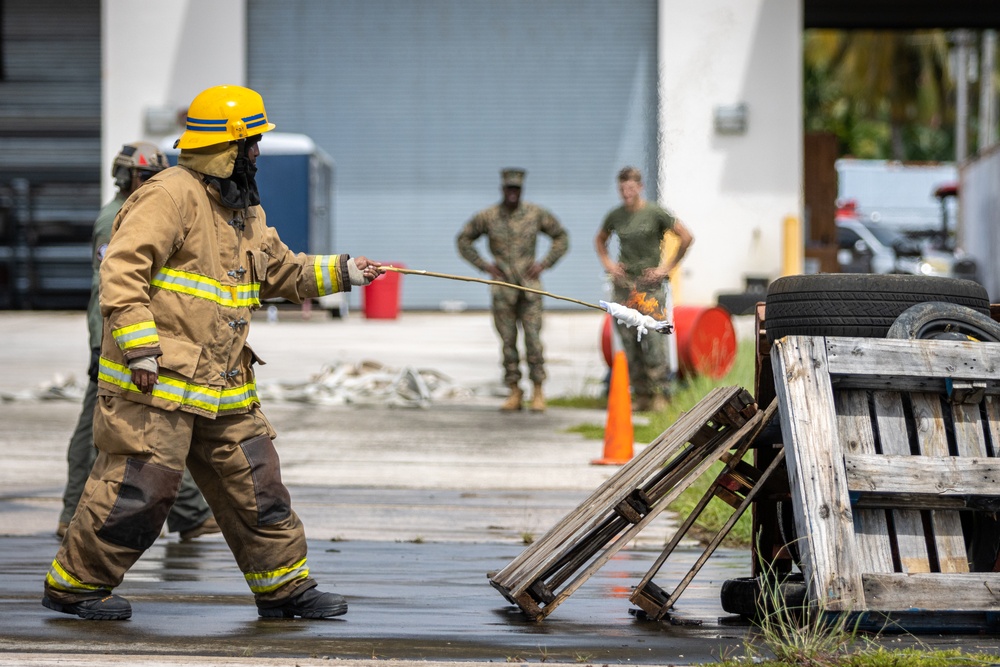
600 306 737 380
362 263 404 319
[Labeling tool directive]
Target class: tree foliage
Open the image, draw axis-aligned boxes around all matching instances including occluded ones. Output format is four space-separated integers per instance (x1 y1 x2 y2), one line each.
803 30 992 161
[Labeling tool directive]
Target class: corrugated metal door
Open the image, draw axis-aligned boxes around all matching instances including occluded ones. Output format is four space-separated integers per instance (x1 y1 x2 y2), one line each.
248 0 657 310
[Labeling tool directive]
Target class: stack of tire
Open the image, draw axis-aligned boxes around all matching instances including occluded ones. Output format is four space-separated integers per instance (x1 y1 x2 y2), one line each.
721 273 998 619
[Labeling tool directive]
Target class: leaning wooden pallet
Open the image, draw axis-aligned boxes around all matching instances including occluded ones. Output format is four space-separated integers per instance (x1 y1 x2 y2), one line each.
488 385 763 620
629 400 783 620
773 335 1000 618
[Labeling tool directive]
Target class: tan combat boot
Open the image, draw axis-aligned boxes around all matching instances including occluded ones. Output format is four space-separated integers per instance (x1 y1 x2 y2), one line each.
529 383 546 412
499 385 523 412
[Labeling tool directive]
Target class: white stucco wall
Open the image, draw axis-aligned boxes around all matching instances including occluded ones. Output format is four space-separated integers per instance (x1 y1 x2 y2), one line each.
658 0 802 305
102 0 246 202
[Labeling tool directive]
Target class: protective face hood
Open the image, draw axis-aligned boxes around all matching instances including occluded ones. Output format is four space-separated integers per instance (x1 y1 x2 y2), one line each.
180 140 260 210
178 143 238 179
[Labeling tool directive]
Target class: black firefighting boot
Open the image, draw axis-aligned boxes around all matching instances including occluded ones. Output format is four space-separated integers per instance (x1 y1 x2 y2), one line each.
257 586 348 619
42 592 132 620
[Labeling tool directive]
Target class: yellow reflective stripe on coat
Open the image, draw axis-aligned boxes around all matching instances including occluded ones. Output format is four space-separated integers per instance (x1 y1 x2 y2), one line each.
45 559 103 594
111 320 159 351
313 255 342 296
98 357 257 415
151 266 261 308
244 557 310 594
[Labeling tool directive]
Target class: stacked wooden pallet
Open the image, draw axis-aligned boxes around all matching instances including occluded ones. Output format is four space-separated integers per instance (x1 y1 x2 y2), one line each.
773 335 1000 620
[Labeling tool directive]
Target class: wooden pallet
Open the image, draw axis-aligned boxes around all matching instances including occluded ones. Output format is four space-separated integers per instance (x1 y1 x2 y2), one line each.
488 386 763 621
629 400 783 620
772 335 1000 615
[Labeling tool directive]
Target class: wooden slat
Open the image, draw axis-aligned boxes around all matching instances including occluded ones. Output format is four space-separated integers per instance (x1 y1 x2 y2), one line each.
846 455 1000 496
824 337 1000 385
836 390 894 575
986 396 1000 457
910 393 969 574
872 391 930 573
773 335 864 611
864 573 1000 611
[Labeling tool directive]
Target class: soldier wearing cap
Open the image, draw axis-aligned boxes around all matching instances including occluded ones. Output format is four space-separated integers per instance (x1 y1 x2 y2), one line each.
457 168 569 412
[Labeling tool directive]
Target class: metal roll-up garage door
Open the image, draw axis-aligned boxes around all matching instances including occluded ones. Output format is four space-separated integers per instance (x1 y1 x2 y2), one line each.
248 0 657 311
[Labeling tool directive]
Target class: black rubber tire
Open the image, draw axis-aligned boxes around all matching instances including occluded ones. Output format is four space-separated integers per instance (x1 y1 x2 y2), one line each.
719 575 807 618
885 301 1000 342
765 274 989 344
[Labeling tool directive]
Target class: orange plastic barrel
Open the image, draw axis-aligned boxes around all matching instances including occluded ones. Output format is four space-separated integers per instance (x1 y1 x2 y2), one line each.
362 263 404 319
600 306 737 380
673 305 737 379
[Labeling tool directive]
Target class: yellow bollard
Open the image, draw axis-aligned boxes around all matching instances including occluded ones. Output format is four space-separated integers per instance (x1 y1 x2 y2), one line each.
782 215 804 276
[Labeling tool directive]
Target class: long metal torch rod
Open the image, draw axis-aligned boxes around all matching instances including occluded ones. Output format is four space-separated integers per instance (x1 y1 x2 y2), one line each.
377 265 605 312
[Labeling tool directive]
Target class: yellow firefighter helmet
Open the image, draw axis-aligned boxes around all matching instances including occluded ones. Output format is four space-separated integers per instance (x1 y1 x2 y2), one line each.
175 85 276 150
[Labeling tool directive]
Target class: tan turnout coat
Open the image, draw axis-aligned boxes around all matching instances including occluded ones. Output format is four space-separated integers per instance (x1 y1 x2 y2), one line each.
97 165 352 418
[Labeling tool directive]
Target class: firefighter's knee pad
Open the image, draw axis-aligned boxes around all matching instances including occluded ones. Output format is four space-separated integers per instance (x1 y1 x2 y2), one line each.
240 434 291 525
97 458 183 551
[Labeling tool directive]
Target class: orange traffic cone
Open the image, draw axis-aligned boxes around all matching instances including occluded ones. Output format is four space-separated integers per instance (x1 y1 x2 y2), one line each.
592 350 634 465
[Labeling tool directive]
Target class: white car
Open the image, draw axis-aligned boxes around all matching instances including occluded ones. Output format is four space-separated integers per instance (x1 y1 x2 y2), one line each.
835 217 919 274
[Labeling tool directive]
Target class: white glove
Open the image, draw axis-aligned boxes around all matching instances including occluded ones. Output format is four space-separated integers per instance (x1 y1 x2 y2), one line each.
348 258 374 286
128 355 159 374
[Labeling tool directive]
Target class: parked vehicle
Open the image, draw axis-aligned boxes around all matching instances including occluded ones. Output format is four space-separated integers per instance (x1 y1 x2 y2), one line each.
835 216 923 275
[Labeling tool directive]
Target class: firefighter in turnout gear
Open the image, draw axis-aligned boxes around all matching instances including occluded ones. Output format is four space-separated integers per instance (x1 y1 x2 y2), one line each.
43 85 382 621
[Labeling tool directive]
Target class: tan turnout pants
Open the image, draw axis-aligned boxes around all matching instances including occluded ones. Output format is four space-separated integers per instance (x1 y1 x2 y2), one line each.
44 395 315 607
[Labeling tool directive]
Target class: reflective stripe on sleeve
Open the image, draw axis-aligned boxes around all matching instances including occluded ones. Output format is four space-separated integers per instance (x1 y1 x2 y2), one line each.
151 266 260 308
111 320 159 351
244 557 310 594
313 255 342 296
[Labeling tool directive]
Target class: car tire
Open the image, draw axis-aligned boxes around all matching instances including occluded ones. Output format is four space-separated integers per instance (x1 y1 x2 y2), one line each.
885 301 1000 342
719 574 807 618
765 274 990 344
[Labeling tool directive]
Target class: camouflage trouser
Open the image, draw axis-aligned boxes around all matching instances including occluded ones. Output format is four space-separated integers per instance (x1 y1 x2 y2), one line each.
491 284 546 386
45 396 315 606
612 283 673 399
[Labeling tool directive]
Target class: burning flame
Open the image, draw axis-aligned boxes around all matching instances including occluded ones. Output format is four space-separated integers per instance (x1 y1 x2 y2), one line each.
625 291 664 320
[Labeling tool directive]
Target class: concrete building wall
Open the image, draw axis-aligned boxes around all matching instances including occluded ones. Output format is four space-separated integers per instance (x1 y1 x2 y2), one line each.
659 0 802 304
102 0 245 202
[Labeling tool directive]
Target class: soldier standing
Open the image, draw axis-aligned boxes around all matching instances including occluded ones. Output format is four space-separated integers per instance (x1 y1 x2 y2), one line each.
457 168 569 412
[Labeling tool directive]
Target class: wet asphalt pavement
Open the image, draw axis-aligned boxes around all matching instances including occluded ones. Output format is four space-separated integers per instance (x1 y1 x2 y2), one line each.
3 311 1000 665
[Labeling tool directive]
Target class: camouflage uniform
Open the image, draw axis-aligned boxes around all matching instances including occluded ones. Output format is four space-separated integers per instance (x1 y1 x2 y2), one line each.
457 186 568 388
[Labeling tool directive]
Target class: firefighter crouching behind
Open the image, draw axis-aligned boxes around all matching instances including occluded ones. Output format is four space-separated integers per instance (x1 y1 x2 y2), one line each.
42 84 381 621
